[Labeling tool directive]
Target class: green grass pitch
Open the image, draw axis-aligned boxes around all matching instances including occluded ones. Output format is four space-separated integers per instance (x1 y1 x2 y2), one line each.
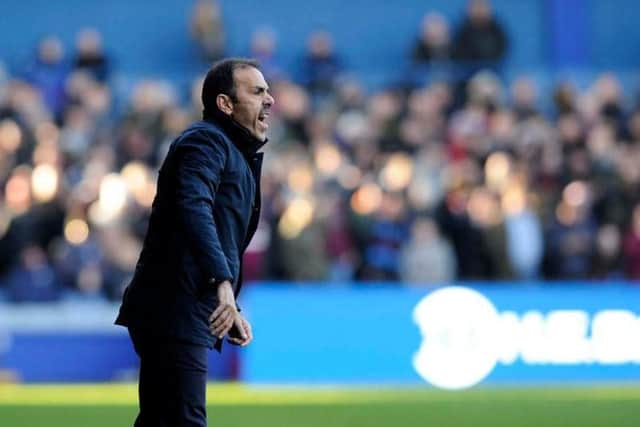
0 383 639 426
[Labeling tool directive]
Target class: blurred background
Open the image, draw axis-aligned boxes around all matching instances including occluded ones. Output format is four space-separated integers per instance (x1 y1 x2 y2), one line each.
0 0 640 425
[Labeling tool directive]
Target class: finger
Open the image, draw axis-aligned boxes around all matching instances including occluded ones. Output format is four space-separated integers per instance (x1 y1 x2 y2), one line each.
209 311 229 330
209 304 226 323
241 323 253 346
218 320 234 338
242 319 253 341
210 315 234 337
212 321 233 338
211 323 231 339
217 326 231 339
209 305 227 322
210 308 232 329
227 334 249 346
210 303 235 322
212 315 233 333
240 334 252 346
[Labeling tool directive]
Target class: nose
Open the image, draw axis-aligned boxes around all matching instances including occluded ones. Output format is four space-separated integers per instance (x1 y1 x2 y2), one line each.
264 92 275 107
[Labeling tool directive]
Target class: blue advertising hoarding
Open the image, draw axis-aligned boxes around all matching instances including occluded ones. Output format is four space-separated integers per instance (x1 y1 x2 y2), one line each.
241 283 640 389
2 284 639 386
0 301 237 382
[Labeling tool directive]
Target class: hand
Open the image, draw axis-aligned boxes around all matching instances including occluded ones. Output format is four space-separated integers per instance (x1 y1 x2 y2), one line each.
227 315 253 347
208 302 240 339
208 281 244 340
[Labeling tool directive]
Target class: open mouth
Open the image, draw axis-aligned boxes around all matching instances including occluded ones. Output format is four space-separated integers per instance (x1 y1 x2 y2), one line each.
258 111 270 128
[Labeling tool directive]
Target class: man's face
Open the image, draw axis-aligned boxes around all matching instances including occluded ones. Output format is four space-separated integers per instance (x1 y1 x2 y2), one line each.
229 67 274 141
469 0 491 24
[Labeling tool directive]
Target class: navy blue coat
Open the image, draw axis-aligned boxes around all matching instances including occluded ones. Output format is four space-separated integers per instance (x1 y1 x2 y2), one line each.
115 113 264 349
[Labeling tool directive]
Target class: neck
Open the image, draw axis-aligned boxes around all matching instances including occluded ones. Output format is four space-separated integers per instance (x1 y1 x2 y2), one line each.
204 109 267 155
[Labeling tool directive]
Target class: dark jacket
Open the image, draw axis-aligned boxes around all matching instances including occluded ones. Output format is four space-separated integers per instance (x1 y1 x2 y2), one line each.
115 112 265 349
453 18 507 62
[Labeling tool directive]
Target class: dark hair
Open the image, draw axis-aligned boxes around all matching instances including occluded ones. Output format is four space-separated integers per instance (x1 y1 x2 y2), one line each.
201 57 260 119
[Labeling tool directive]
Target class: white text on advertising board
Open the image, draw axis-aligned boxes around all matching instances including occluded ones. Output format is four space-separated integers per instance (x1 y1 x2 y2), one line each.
413 287 640 390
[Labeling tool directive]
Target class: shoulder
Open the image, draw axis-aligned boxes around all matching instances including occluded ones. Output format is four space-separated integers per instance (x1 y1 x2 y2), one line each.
180 120 231 146
173 121 233 158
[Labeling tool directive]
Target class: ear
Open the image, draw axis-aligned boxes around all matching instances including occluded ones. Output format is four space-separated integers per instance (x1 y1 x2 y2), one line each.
216 94 234 115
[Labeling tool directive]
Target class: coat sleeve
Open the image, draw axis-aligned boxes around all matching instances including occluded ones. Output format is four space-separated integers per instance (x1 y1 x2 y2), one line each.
174 132 233 285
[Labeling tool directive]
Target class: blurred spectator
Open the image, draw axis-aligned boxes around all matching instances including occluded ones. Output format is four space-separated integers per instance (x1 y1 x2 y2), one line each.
510 77 539 120
553 82 577 116
360 192 411 281
303 31 342 98
626 109 640 143
367 89 404 152
503 187 544 279
466 187 513 278
545 195 597 279
117 80 176 167
594 74 624 130
623 205 640 279
400 217 456 284
592 223 624 279
249 28 284 81
322 188 357 281
411 13 452 65
96 223 141 299
277 213 330 281
52 229 104 295
59 104 95 161
73 28 110 83
453 0 507 70
23 36 69 121
272 80 311 144
436 185 494 279
6 244 61 302
190 0 225 61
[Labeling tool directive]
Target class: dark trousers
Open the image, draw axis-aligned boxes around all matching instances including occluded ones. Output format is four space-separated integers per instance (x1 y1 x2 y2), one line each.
129 328 208 427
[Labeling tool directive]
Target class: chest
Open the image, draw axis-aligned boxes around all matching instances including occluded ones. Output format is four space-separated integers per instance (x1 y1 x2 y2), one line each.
216 150 257 213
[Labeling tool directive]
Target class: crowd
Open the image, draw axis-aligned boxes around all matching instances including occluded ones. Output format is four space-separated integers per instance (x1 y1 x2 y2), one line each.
0 0 639 302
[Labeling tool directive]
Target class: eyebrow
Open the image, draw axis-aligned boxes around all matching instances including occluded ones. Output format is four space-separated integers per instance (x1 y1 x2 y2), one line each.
253 85 270 92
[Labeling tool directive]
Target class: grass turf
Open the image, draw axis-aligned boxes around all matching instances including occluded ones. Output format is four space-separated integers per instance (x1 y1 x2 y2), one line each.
0 384 639 427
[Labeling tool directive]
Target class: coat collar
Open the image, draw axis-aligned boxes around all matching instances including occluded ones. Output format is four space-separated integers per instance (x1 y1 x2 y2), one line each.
204 109 267 156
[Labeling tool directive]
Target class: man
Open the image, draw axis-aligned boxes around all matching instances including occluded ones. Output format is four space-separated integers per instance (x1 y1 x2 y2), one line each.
453 0 507 65
411 13 452 65
115 58 274 426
